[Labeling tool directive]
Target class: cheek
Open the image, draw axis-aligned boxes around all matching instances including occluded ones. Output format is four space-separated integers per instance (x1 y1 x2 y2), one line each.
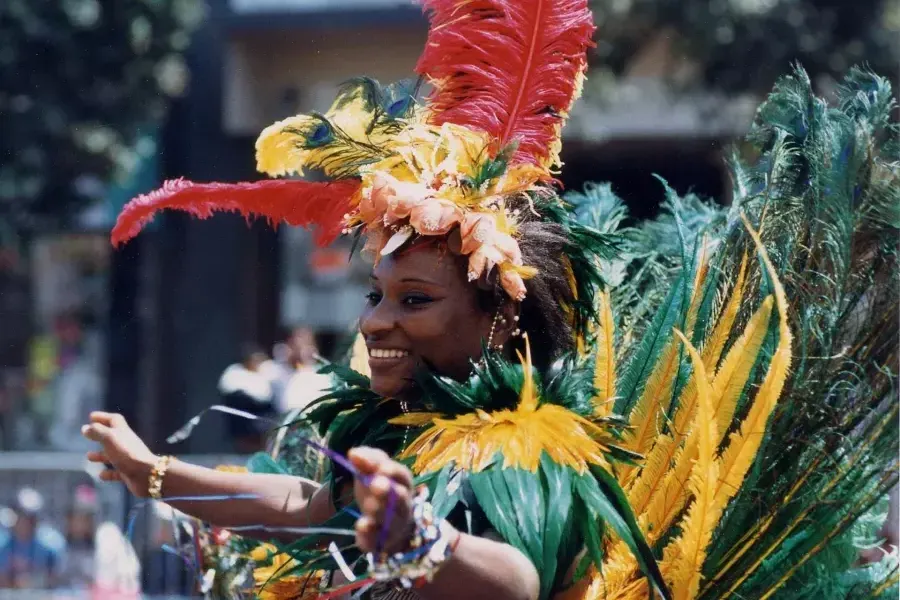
406 307 489 372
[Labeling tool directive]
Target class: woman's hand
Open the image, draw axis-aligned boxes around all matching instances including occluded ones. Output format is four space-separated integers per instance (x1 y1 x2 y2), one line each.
349 447 416 554
82 411 158 498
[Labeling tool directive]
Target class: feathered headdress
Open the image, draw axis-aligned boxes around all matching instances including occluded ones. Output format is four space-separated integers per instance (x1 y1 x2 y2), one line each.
112 0 596 303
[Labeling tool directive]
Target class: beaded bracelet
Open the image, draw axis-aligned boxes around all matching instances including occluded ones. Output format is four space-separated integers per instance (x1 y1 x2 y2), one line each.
148 455 174 499
366 485 454 589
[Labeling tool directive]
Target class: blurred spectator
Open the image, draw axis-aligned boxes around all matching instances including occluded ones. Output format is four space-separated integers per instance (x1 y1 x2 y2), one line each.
57 485 98 591
93 521 140 599
279 327 331 414
217 344 276 453
141 502 198 597
24 311 103 450
0 487 66 589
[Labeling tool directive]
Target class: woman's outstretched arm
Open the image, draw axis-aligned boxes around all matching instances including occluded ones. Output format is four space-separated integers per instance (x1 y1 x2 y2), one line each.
82 411 337 538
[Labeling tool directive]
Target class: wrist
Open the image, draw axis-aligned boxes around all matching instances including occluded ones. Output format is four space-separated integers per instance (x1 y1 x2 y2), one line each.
127 454 160 498
148 455 174 499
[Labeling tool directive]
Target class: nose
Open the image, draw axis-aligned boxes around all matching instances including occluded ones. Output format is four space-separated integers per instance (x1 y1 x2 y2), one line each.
359 299 395 340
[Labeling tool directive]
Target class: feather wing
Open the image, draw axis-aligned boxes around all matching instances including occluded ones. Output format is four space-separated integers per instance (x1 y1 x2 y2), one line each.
666 331 720 600
416 0 595 171
592 291 617 417
713 216 792 505
111 178 360 247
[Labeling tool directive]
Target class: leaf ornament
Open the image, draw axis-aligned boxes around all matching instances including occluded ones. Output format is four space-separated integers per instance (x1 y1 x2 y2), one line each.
416 0 596 172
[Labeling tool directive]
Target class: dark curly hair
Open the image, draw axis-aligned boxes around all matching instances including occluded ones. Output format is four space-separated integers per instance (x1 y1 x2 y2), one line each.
474 221 582 371
473 192 614 372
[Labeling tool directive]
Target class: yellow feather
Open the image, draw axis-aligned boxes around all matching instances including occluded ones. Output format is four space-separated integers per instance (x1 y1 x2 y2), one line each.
620 255 709 483
667 330 720 600
618 341 680 485
642 434 698 541
255 85 417 178
593 291 617 418
399 340 615 477
713 217 792 506
625 251 752 518
517 334 538 412
626 433 676 515
598 327 723 599
388 413 442 427
702 253 749 371
709 296 774 442
602 283 768 596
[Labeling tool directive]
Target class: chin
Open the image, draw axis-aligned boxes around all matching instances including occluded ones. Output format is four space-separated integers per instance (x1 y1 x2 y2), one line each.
369 375 412 399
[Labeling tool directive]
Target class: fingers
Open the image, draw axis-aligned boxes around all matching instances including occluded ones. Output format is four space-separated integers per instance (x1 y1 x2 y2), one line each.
349 447 413 489
355 515 377 552
86 451 109 464
81 423 112 443
99 469 122 483
348 447 390 475
357 475 411 520
89 412 127 428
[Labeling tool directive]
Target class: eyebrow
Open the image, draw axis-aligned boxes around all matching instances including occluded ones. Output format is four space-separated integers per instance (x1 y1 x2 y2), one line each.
369 275 441 286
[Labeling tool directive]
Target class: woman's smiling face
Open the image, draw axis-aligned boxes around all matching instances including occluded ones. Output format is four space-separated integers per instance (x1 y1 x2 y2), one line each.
359 243 498 398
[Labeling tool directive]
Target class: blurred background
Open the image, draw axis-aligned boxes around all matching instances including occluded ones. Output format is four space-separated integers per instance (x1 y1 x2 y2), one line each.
0 0 896 597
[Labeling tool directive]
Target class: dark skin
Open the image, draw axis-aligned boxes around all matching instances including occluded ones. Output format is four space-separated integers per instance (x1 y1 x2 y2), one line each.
363 243 518 399
82 245 537 600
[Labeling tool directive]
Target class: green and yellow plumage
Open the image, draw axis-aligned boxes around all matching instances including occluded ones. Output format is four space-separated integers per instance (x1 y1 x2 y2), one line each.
561 65 898 600
255 78 421 179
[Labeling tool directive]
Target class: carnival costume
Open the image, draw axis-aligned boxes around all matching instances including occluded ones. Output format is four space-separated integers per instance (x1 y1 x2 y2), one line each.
112 0 899 598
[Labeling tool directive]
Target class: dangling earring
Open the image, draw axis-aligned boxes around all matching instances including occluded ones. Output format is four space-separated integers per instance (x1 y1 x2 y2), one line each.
486 310 505 351
511 314 522 338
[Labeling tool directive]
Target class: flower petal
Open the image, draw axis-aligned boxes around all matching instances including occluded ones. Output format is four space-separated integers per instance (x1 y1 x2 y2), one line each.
409 199 464 235
500 269 527 301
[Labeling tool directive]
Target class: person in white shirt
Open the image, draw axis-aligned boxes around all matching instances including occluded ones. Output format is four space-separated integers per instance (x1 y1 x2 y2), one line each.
217 345 275 453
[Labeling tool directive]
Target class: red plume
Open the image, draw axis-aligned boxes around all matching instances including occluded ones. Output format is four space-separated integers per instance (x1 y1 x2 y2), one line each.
111 178 360 247
416 0 595 169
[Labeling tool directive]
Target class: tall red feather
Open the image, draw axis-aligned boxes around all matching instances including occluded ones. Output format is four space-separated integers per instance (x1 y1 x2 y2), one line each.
111 178 360 247
416 0 595 169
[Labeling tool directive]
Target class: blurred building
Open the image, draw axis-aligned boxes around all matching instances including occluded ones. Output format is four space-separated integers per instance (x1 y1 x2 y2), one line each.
105 0 757 453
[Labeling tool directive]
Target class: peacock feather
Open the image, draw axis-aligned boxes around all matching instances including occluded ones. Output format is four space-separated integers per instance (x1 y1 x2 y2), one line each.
560 65 899 600
256 77 422 180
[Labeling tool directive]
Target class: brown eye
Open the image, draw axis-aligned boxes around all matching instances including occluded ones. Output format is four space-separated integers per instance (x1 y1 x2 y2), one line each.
403 294 433 306
365 291 382 305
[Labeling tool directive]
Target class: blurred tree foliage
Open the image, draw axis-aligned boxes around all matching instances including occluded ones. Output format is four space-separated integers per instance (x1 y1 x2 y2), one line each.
0 0 205 231
589 0 899 94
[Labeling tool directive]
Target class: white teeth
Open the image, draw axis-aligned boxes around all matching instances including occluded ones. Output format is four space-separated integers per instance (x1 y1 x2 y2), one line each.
369 348 409 359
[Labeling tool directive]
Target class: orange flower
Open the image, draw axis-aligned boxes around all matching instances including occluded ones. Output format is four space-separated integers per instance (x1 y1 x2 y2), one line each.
459 212 498 254
467 244 506 282
500 268 528 301
359 172 393 223
409 198 464 235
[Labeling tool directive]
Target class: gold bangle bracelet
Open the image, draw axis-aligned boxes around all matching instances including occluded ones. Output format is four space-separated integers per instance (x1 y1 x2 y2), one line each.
148 455 173 499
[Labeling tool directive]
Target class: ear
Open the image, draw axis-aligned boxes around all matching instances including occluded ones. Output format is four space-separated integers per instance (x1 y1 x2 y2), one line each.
491 301 521 349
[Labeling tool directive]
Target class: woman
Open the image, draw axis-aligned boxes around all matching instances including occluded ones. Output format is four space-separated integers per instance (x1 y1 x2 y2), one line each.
85 0 900 597
84 231 582 598
86 0 660 595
